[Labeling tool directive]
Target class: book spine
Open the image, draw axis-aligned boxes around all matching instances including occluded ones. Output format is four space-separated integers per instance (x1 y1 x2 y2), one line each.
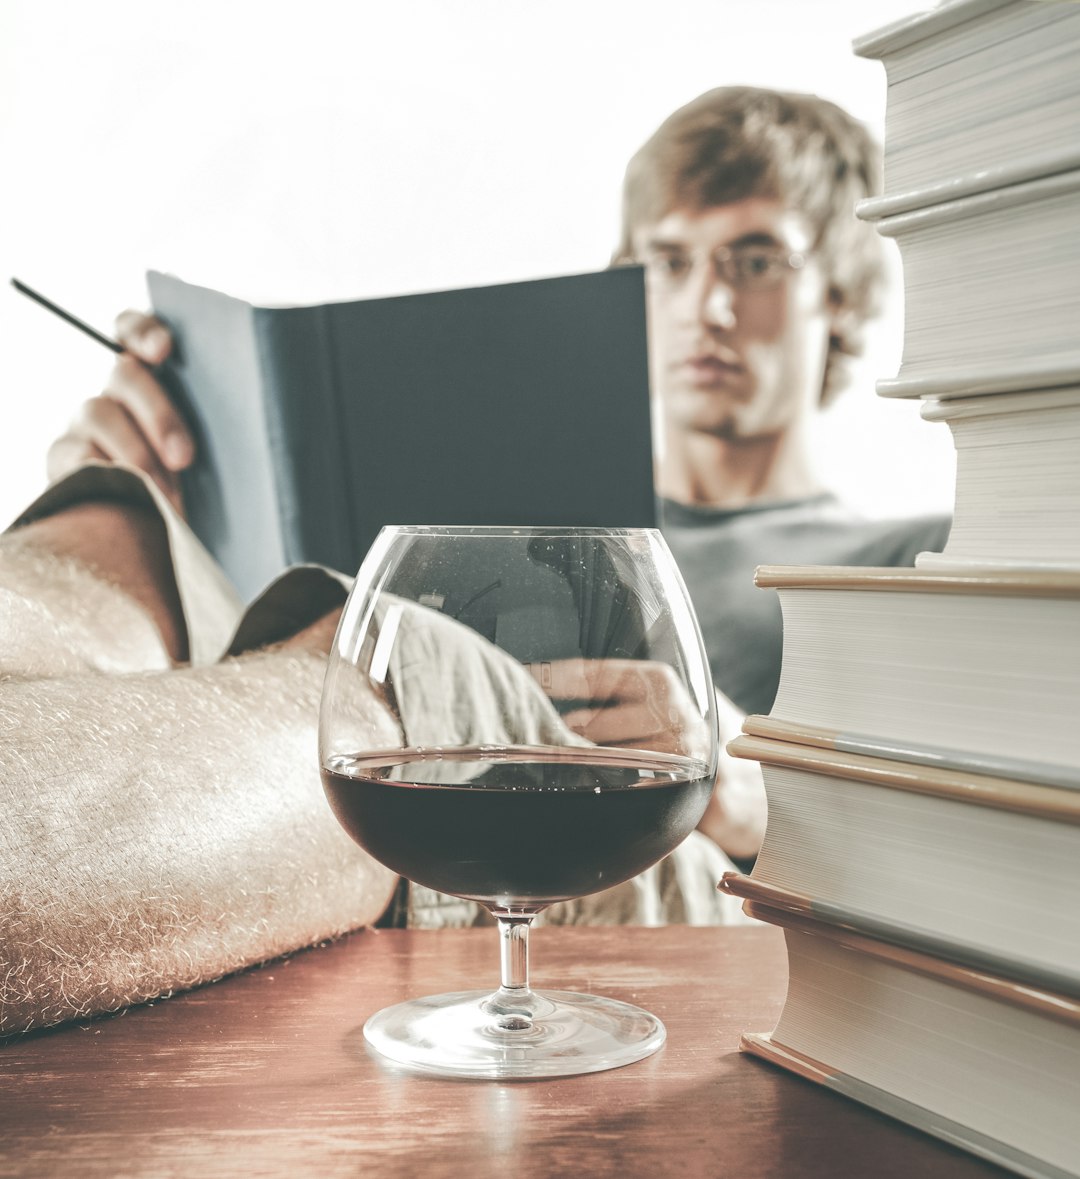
251 307 355 574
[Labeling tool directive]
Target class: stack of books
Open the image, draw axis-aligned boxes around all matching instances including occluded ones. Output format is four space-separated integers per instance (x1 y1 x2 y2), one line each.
861 0 1080 575
719 2 1080 1175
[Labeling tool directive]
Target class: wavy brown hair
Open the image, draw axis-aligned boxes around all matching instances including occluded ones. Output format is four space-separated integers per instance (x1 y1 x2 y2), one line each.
614 86 886 405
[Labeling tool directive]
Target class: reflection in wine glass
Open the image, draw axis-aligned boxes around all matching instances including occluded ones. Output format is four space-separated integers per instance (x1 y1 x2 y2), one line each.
319 526 718 1078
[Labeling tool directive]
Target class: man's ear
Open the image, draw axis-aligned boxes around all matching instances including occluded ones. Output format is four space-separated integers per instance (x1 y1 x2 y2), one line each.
819 289 861 408
826 289 858 361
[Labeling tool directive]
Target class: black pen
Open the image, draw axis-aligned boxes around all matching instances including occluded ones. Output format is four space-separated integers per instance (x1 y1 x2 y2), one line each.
10 277 125 354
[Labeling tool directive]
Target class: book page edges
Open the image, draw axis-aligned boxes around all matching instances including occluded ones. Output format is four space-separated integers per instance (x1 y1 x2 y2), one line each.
726 732 1080 823
736 895 1080 1027
740 1033 1072 1179
915 552 1080 575
751 564 1080 596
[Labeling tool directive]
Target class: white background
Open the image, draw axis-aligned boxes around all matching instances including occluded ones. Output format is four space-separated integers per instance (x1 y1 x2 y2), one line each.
0 0 955 529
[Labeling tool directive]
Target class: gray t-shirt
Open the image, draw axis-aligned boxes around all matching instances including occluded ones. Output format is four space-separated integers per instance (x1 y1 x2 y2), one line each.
660 494 952 718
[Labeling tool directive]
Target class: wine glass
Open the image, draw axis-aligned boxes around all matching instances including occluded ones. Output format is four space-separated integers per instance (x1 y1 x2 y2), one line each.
319 525 718 1079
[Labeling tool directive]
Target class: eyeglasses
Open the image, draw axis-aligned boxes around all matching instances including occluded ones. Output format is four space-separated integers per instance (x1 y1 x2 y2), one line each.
638 242 807 292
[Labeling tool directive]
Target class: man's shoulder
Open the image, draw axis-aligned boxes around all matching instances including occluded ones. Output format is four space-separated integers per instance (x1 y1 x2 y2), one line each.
835 510 953 567
660 494 951 569
763 499 952 567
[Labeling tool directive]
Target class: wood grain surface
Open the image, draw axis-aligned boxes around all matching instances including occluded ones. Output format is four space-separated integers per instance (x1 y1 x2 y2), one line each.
0 926 1010 1179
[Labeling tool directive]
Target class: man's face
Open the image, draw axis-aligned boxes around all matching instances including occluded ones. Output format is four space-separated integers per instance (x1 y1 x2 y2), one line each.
631 198 835 444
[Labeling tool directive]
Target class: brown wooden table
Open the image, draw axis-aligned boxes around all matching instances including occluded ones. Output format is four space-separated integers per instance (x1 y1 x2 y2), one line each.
0 926 1010 1178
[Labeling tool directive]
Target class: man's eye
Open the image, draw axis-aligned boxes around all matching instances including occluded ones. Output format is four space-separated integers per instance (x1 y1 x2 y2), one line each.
650 253 690 278
738 249 777 277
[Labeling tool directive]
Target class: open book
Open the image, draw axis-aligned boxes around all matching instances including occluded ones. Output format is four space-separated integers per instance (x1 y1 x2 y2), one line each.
148 268 656 599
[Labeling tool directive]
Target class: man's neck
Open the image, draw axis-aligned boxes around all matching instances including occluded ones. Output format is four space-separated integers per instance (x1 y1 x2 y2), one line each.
655 425 825 510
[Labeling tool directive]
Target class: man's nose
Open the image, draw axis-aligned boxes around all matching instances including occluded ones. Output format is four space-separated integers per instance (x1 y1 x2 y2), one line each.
697 271 737 330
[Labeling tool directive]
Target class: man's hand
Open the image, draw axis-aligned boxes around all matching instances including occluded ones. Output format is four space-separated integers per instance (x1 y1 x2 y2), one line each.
536 657 712 761
46 311 195 515
534 658 766 861
698 688 767 861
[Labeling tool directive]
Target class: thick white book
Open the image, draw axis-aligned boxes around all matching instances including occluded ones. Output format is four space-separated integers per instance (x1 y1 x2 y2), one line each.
752 565 1080 788
717 885 1080 1179
915 386 1080 571
726 733 1080 992
854 0 1080 212
869 170 1080 400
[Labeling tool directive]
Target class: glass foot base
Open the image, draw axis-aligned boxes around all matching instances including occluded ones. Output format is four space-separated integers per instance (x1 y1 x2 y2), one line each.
363 988 666 1079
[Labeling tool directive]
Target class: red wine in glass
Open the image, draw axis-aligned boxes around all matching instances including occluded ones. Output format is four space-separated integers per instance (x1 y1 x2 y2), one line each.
322 744 713 909
318 525 718 1079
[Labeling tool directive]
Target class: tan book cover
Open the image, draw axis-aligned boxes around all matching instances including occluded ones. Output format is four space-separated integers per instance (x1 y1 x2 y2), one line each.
728 730 1080 824
753 564 1080 598
720 875 1080 1025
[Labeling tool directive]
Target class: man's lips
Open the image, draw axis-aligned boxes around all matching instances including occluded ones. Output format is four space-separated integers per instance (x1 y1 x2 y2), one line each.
679 354 744 386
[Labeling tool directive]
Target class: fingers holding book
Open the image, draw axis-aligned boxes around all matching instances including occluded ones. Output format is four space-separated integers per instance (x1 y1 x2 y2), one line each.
46 311 194 515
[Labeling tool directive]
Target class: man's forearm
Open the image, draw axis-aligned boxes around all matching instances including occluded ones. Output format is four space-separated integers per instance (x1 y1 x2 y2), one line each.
3 499 188 676
0 647 399 1035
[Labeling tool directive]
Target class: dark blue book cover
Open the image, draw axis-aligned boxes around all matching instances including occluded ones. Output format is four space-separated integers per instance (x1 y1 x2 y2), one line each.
148 268 656 600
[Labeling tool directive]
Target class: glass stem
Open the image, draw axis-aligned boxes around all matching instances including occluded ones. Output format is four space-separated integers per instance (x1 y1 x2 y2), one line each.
486 915 537 1031
499 916 532 992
